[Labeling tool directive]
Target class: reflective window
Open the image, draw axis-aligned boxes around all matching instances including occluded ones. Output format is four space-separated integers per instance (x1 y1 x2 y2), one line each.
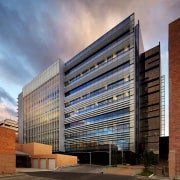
65 122 130 140
23 75 60 151
65 78 130 107
65 91 130 118
65 62 130 97
65 45 130 86
65 108 130 129
65 31 130 75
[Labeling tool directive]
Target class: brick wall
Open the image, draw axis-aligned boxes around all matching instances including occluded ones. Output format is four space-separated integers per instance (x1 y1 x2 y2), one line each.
169 18 180 178
16 142 52 155
16 142 77 169
57 154 77 167
33 143 52 155
31 154 77 169
0 127 16 174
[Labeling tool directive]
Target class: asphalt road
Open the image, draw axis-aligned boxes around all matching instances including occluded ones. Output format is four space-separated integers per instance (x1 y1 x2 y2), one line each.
0 171 139 180
56 165 104 173
0 165 161 180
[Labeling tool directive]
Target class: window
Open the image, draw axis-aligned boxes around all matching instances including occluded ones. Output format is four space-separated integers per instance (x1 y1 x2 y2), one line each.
65 108 130 128
65 61 130 96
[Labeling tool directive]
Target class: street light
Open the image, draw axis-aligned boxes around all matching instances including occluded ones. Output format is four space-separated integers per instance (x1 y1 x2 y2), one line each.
118 147 123 165
113 125 118 166
118 138 124 165
154 133 157 151
153 132 158 175
121 140 124 165
89 152 91 165
109 141 111 166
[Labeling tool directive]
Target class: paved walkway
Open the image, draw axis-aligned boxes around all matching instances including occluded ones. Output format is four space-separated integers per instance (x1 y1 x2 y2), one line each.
103 165 144 176
57 165 170 180
16 168 51 172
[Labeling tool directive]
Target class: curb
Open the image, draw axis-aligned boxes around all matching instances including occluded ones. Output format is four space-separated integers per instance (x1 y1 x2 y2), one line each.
149 174 154 178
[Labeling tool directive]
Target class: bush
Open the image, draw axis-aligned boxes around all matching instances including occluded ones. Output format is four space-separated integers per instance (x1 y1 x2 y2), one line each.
140 169 153 176
143 149 157 170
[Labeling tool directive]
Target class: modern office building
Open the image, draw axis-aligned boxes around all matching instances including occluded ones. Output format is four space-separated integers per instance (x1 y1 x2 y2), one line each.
19 60 65 152
64 14 139 164
18 13 162 164
169 18 180 178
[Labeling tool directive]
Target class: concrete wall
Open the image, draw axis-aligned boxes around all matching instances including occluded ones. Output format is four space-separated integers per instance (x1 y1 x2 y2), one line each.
0 127 16 174
169 18 180 179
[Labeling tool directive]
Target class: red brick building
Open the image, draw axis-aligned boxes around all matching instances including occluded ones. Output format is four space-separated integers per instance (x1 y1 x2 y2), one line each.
169 18 180 178
0 127 16 174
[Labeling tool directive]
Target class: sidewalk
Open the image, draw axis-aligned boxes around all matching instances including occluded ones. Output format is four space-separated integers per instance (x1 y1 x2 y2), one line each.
151 175 170 180
103 165 170 180
103 165 144 176
0 168 51 179
16 168 51 173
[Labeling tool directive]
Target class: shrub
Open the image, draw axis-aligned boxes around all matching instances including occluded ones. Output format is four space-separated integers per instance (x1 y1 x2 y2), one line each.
140 169 153 176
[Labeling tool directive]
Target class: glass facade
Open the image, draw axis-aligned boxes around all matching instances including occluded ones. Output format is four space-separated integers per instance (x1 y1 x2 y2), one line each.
64 14 136 155
21 60 64 152
18 93 23 144
138 45 161 154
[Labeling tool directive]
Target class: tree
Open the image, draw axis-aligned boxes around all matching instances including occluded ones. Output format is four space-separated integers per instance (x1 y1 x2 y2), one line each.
143 149 155 170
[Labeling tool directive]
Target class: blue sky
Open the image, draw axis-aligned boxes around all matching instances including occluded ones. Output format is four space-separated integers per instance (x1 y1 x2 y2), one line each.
0 0 179 135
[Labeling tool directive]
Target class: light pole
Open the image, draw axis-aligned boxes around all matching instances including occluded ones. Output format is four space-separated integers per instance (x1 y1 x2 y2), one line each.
113 125 118 165
89 152 91 165
109 142 111 166
121 133 124 165
118 146 123 165
154 133 157 151
154 132 158 175
122 146 123 165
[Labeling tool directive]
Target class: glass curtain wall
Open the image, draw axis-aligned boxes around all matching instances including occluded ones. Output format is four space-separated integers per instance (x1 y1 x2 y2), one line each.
22 60 61 152
64 14 136 163
23 75 60 151
139 45 161 155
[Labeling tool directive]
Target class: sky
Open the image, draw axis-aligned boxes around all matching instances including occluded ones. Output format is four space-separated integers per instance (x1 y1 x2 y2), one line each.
0 0 179 135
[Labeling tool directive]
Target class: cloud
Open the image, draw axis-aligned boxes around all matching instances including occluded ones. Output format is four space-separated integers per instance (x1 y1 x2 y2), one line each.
0 1 70 86
0 86 17 121
134 0 180 50
0 0 179 84
4 106 17 118
47 0 180 60
0 51 34 86
0 103 17 121
0 87 16 105
0 0 179 134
